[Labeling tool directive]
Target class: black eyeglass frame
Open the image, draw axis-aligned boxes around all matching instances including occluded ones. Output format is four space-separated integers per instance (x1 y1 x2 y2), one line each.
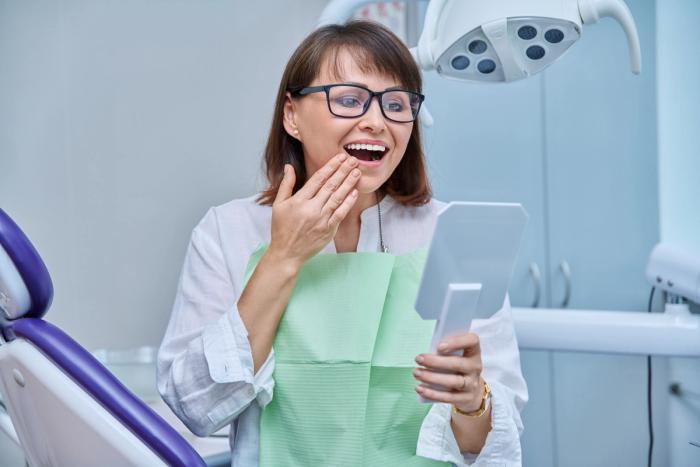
290 84 425 123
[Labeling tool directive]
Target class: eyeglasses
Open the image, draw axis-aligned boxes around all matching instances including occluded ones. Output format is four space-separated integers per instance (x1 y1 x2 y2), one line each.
290 84 425 123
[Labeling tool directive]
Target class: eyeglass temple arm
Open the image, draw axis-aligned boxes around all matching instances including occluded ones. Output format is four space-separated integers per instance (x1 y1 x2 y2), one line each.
408 47 434 128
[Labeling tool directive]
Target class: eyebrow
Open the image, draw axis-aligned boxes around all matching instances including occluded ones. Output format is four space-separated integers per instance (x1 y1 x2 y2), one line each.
341 81 406 91
341 81 367 87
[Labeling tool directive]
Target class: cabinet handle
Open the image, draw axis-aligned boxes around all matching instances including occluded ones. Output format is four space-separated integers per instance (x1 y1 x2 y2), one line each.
559 260 572 308
528 262 541 308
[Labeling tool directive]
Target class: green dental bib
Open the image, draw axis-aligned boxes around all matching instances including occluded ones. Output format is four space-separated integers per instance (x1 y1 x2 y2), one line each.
244 244 449 467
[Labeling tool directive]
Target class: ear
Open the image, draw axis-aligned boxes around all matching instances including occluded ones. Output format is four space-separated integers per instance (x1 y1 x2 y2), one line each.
282 92 301 140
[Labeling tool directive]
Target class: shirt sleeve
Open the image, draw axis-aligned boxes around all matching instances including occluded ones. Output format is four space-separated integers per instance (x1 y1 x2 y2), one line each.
416 296 528 466
156 207 275 437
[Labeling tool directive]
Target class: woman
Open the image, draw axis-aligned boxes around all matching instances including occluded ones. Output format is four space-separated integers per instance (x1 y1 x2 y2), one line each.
158 21 527 466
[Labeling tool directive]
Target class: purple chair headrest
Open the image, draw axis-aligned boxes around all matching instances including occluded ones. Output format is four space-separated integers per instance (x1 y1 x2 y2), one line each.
0 209 53 320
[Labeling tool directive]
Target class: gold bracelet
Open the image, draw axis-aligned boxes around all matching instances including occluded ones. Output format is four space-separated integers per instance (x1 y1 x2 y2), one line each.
452 380 491 418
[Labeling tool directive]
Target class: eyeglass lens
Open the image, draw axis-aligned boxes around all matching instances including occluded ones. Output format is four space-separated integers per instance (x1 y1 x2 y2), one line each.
327 86 420 122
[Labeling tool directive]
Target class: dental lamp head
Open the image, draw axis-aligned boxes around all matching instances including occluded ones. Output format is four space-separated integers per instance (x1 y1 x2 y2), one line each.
318 0 641 84
416 0 641 83
645 243 700 305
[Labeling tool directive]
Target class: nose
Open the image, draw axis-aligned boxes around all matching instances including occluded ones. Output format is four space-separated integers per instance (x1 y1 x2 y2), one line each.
358 96 387 133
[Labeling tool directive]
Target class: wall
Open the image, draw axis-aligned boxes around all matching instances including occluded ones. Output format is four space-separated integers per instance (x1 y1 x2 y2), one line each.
0 0 326 462
657 0 700 255
657 1 700 466
0 0 327 351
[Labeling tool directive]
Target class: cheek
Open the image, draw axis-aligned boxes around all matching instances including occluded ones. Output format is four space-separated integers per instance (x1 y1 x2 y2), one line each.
399 128 413 150
391 131 412 163
305 122 352 156
303 147 333 175
389 124 413 151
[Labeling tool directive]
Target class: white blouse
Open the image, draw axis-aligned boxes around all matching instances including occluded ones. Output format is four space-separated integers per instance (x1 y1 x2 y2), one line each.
157 193 528 466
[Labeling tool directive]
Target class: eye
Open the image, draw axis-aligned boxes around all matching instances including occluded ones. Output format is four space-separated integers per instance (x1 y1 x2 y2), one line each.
384 101 405 112
334 96 363 108
382 91 413 113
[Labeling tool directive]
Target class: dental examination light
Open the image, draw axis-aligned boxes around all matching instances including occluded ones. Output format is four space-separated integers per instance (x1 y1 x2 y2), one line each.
415 0 641 82
319 0 642 83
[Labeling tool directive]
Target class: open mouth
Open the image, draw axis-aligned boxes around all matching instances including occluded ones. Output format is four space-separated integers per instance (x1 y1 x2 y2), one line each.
343 143 388 162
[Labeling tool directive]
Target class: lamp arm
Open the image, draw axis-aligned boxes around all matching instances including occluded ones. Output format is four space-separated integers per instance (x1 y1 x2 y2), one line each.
416 0 448 70
578 0 642 74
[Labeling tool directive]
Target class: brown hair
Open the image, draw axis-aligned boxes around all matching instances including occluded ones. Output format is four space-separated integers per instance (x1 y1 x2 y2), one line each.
256 20 431 206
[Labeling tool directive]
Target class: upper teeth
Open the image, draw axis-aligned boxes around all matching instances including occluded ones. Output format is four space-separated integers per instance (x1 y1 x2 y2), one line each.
345 143 386 152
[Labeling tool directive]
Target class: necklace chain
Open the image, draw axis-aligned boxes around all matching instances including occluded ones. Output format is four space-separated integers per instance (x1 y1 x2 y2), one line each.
376 191 388 253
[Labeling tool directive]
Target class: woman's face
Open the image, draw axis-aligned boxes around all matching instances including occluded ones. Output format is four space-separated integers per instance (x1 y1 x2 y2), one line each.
283 49 414 194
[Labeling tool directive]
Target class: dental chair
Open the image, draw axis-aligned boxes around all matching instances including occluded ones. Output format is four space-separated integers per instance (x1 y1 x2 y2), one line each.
0 208 207 467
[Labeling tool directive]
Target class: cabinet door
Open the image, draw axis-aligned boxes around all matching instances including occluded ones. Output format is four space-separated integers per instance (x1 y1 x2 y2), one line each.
542 0 660 465
519 350 557 467
423 74 554 467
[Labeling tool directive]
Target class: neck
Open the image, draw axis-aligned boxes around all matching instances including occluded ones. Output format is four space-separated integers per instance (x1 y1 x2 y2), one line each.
334 190 387 253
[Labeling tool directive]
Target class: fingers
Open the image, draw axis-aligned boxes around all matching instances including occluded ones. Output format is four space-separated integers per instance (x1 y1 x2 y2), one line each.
314 156 360 208
296 153 348 200
327 188 359 228
413 367 474 392
413 359 484 409
415 384 462 404
319 168 361 217
414 377 482 408
437 332 480 357
413 332 483 406
274 164 296 205
415 353 482 375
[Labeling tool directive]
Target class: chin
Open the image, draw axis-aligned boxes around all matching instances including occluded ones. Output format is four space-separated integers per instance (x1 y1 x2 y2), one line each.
355 176 385 194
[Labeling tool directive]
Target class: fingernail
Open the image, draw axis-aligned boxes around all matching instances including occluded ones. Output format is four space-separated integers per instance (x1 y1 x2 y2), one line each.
352 169 361 177
438 342 448 351
415 355 424 364
413 369 422 377
339 153 347 161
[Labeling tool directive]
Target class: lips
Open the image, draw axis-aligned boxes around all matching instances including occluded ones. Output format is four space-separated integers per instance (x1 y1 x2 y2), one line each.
343 141 389 162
